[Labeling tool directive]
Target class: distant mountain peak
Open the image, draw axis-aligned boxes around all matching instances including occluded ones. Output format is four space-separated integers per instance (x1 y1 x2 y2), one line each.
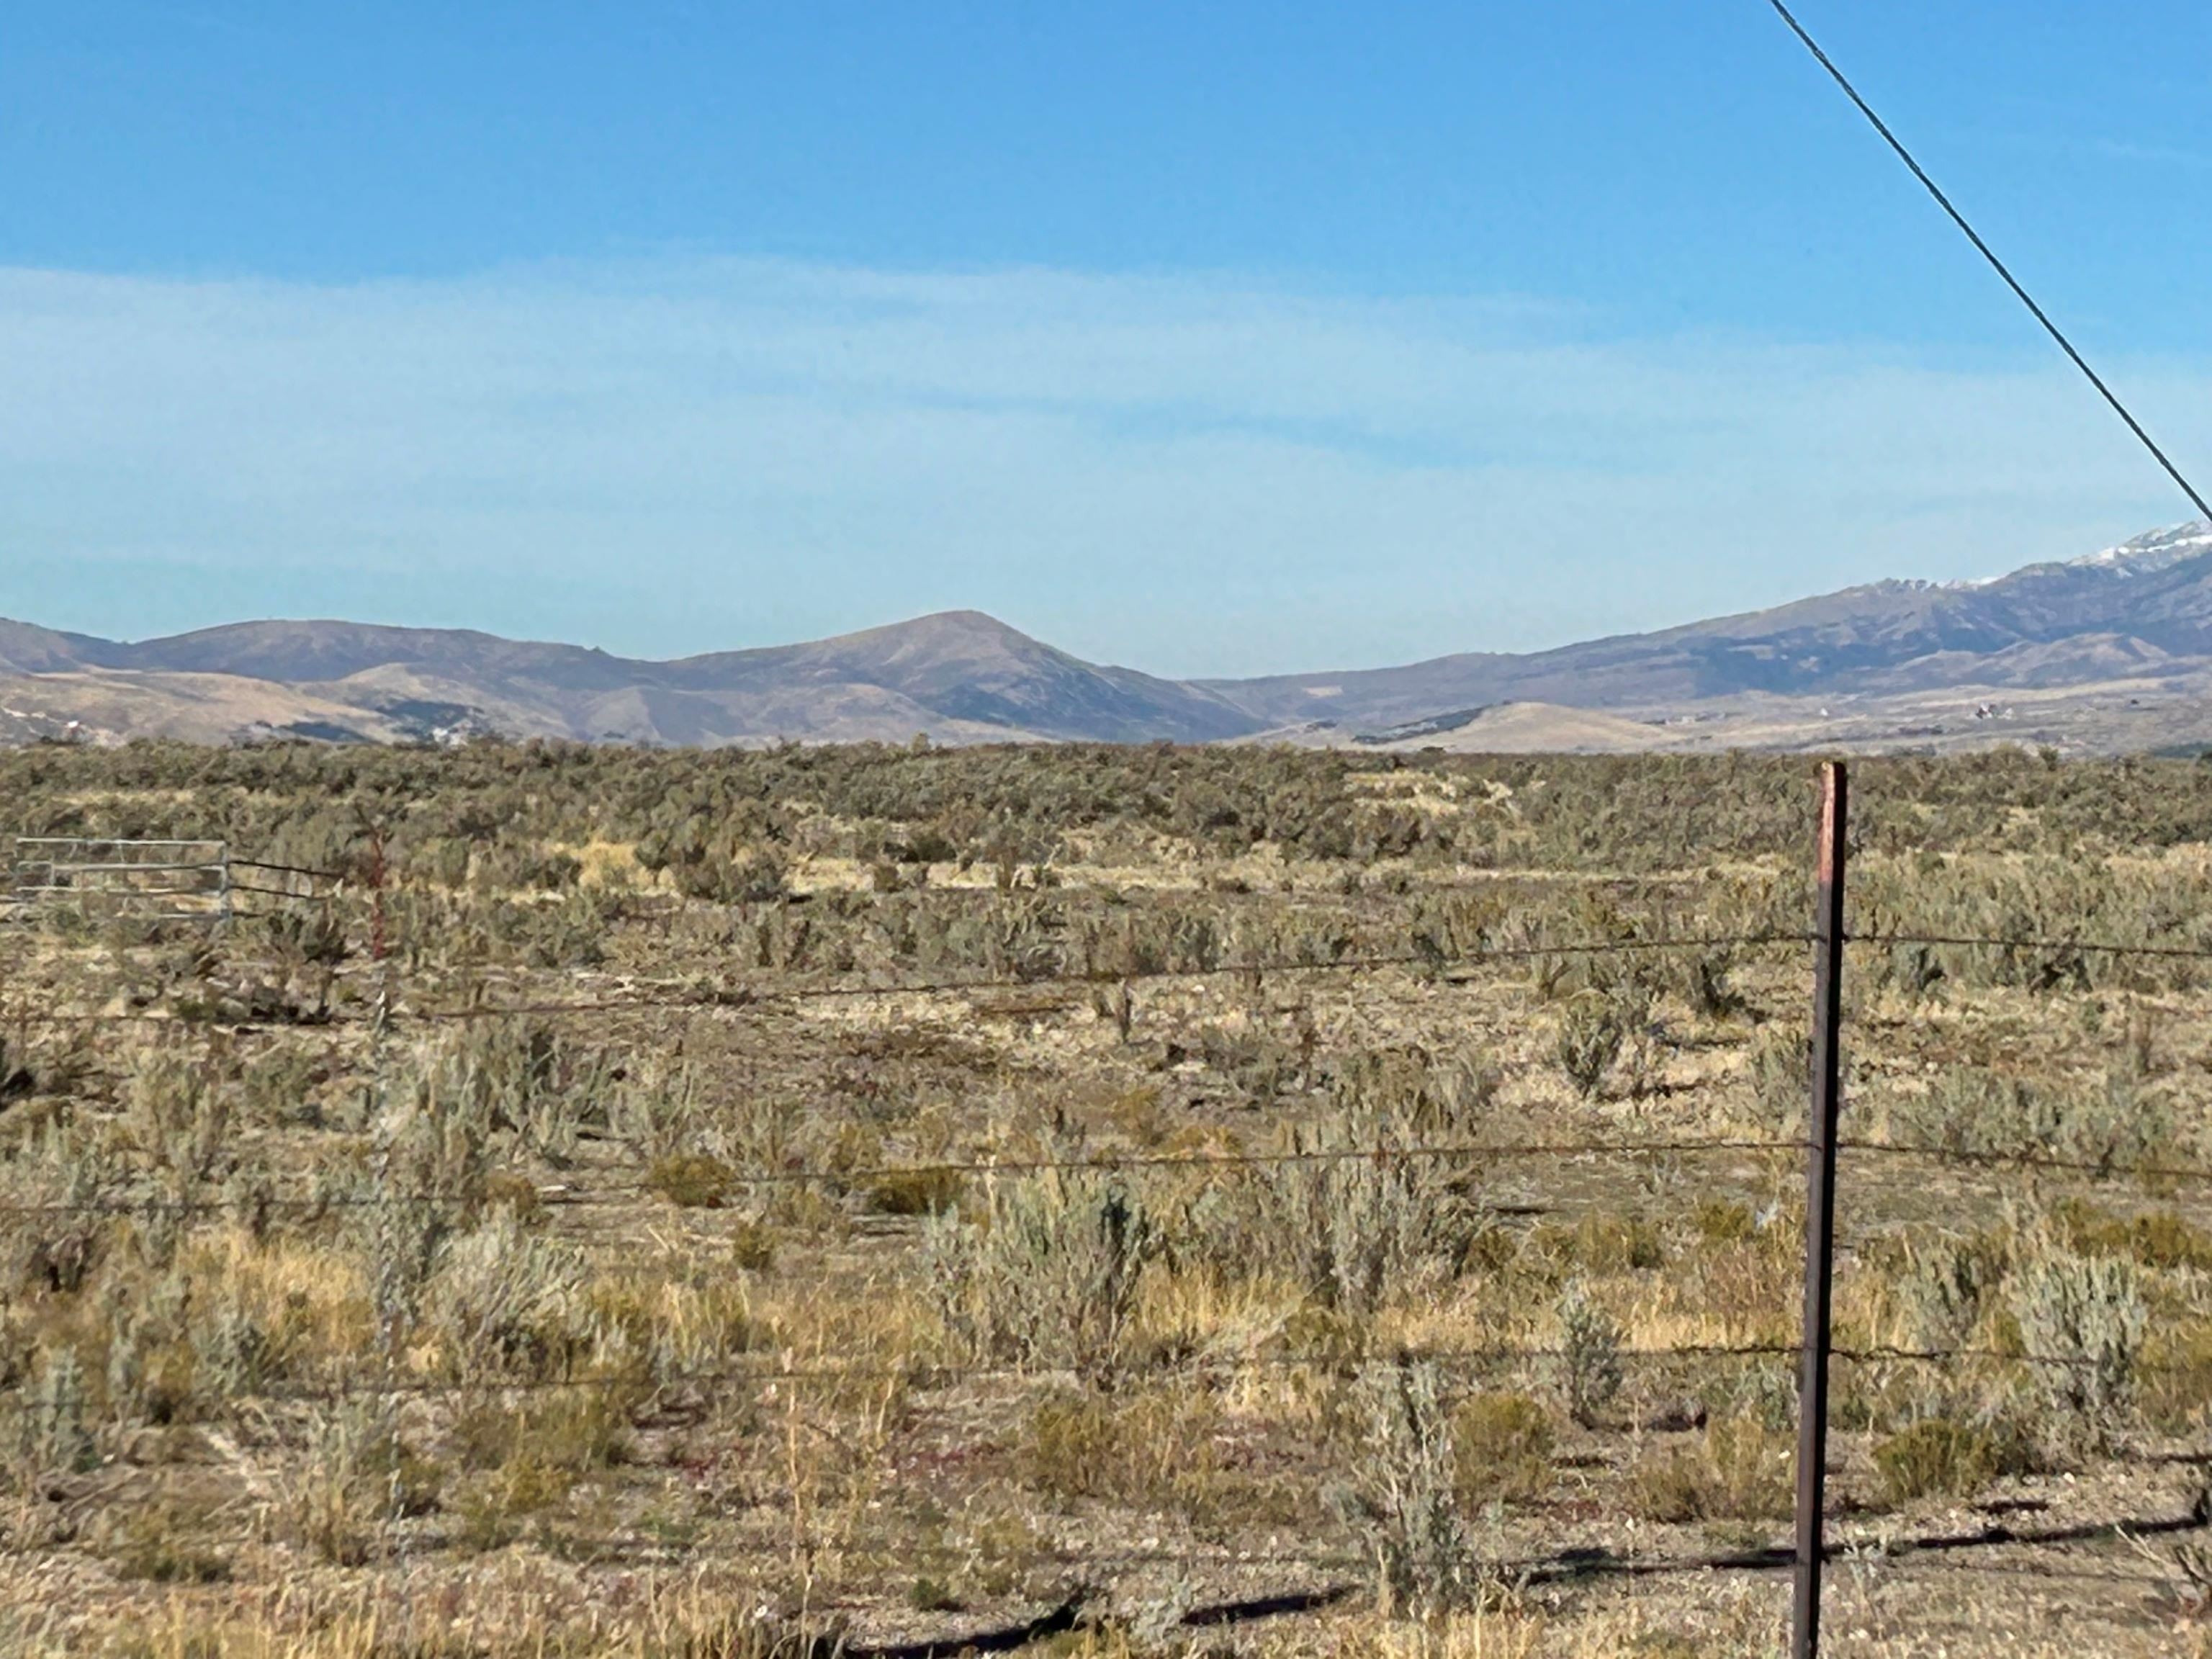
837 608 1041 652
2069 519 2212 577
14 518 2212 753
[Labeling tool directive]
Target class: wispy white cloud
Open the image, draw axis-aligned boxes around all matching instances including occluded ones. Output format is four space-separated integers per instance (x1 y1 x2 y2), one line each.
2087 135 2212 171
0 257 2203 675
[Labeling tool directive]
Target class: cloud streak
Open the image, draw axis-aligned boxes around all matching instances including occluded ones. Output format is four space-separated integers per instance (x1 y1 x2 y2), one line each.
1 257 2205 675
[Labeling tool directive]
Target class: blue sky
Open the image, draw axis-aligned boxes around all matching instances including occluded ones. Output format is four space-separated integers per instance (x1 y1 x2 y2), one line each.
5 1 2211 675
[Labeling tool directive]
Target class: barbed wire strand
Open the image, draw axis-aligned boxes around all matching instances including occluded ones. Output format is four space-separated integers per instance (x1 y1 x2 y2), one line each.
0 1136 1807 1217
1851 930 2212 963
0 1343 1803 1407
0 1336 2180 1413
0 930 1817 1028
21 1124 2212 1220
1839 1138 2212 1187
22 922 2212 1033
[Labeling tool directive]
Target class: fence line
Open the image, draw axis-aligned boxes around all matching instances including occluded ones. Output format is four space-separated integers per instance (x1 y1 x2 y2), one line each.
1853 930 2212 962
1838 1138 2212 1187
0 1337 2173 1416
230 857 349 883
0 1530 2148 1601
0 1136 1803 1218
6 1109 2212 1225
11 1128 2211 1222
0 927 1816 1025
73 1344 1818 1404
0 1342 2013 1408
228 880 338 902
13 922 2212 1033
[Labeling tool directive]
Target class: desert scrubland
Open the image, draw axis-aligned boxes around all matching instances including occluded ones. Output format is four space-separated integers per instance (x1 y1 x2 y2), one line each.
4 741 2212 1654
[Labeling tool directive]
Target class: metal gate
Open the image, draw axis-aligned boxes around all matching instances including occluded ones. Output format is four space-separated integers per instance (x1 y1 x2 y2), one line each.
7 837 232 924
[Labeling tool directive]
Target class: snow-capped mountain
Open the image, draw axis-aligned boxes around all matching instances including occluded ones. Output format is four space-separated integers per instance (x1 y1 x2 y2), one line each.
2069 520 2212 577
1207 521 2212 728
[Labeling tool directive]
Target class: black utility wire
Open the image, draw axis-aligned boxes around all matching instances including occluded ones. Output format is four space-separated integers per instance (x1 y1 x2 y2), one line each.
1763 0 2212 524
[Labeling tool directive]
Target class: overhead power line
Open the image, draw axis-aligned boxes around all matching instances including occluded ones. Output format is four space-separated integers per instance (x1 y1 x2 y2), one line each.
1762 0 2212 526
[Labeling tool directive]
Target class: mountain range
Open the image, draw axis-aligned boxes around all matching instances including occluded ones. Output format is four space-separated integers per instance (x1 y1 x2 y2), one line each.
8 521 2212 754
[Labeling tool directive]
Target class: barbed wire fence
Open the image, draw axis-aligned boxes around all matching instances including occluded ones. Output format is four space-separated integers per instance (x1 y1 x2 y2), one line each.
3 771 2211 1651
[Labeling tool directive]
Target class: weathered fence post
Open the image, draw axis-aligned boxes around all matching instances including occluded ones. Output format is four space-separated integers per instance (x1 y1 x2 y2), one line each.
1792 760 1848 1658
